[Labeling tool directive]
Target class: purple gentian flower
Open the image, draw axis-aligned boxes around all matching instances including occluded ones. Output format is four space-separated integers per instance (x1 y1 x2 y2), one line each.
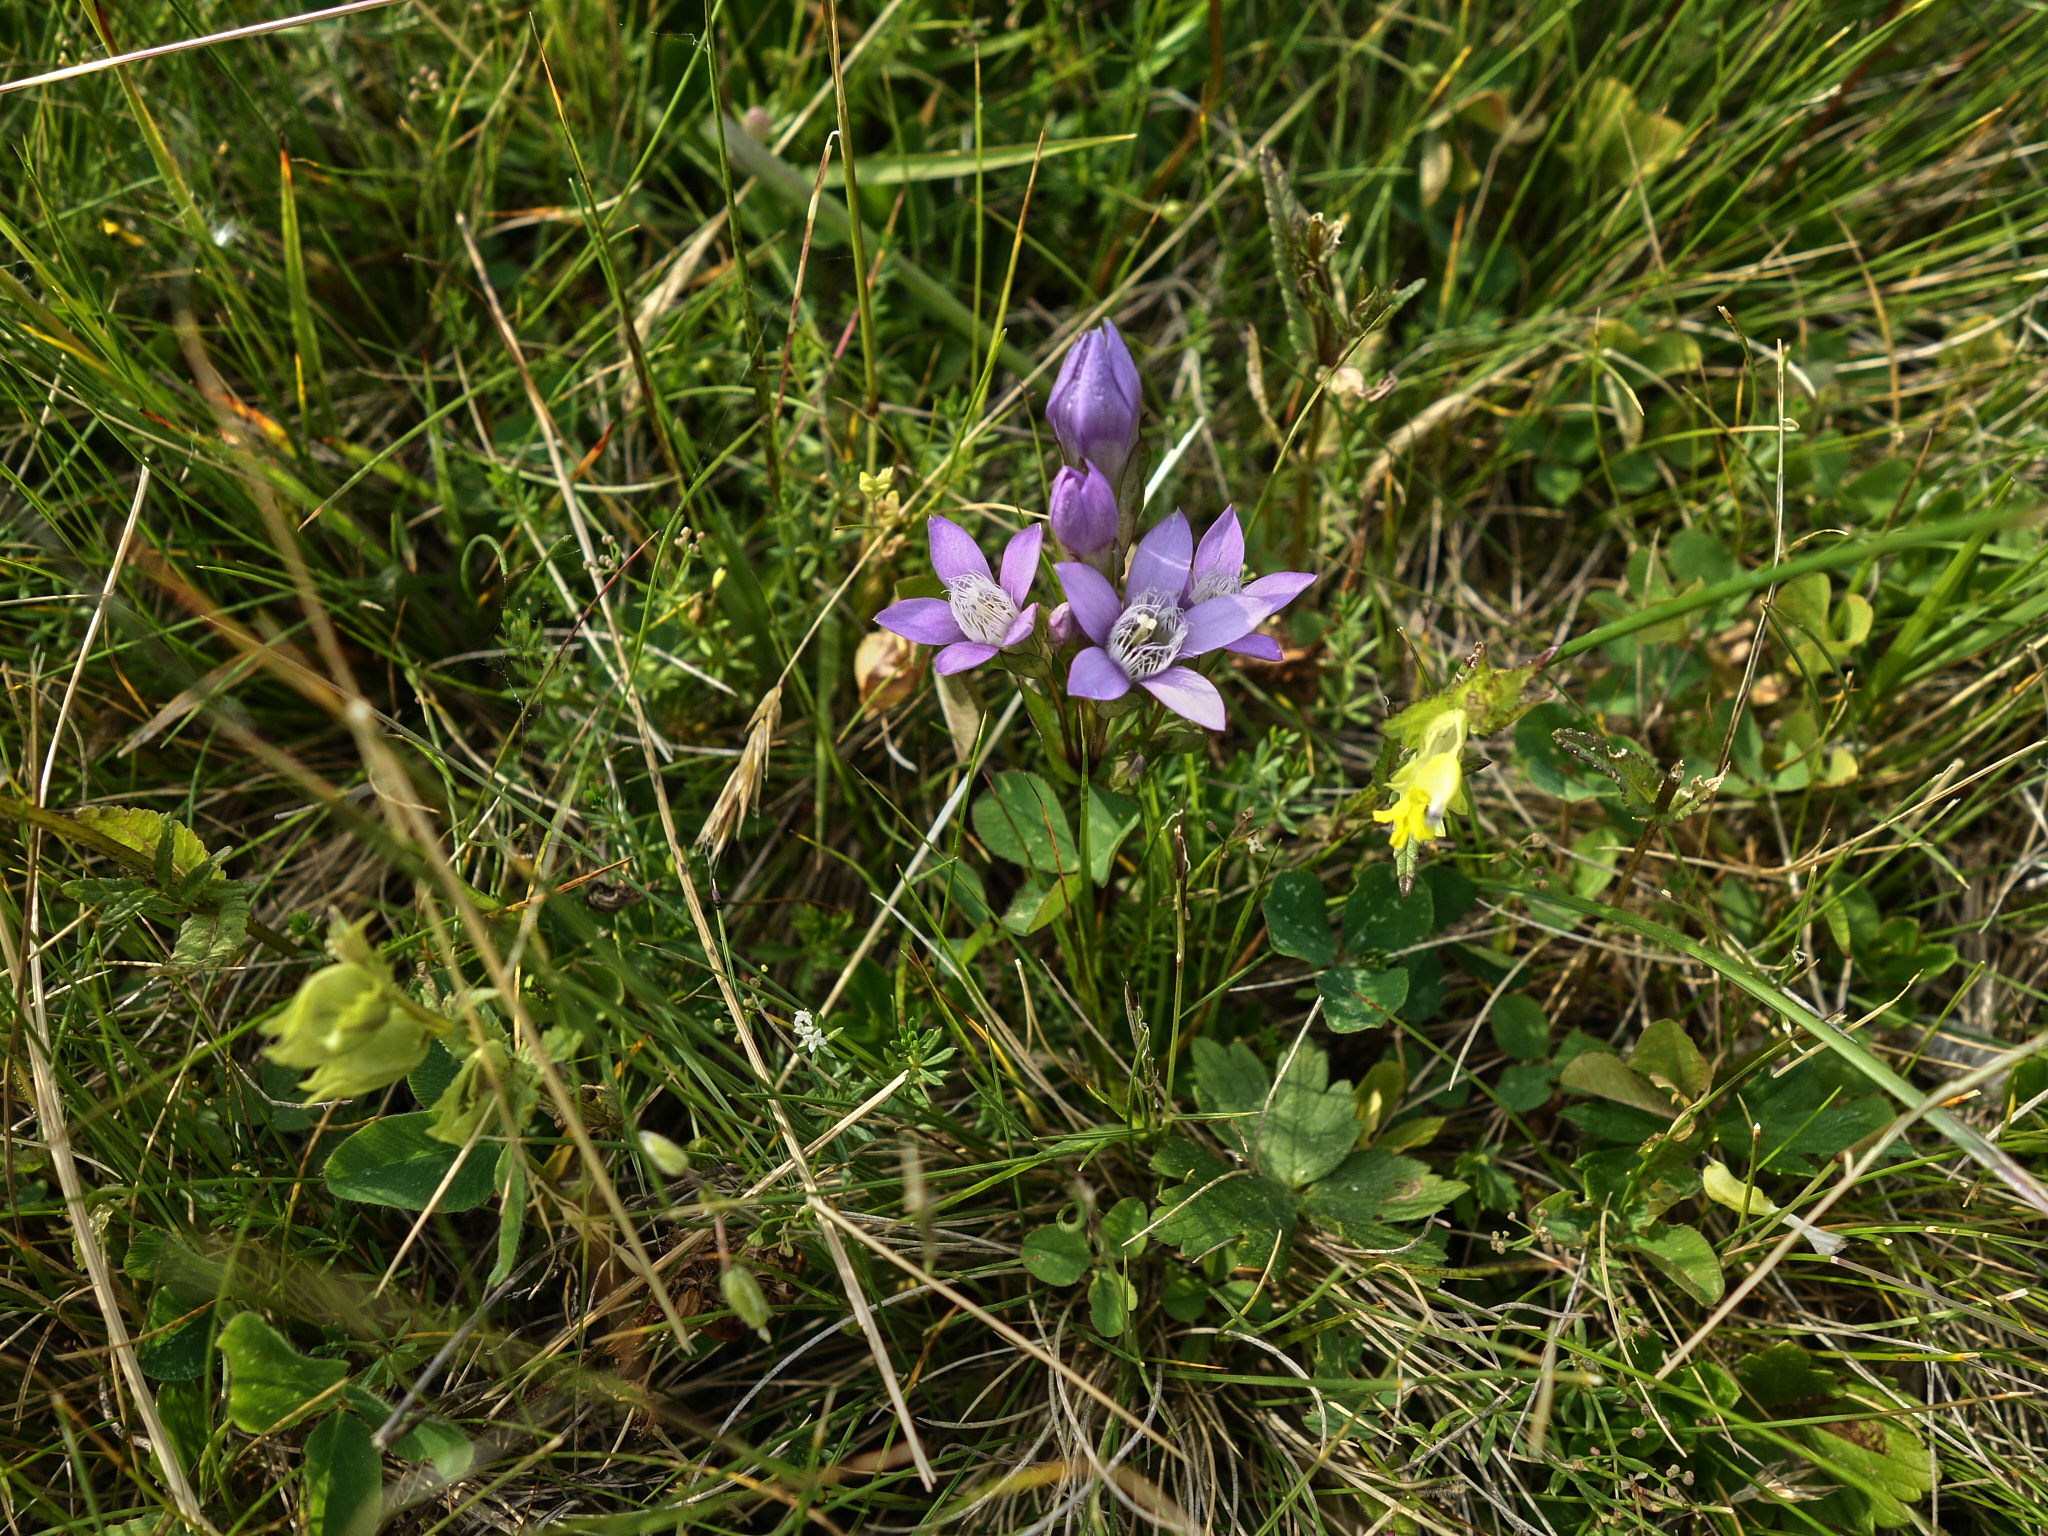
1047 321 1142 487
1048 462 1118 563
877 516 1041 676
1054 513 1260 731
1184 507 1314 662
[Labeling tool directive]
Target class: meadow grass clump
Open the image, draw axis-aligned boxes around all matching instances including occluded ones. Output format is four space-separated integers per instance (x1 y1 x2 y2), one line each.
4 2 2048 1533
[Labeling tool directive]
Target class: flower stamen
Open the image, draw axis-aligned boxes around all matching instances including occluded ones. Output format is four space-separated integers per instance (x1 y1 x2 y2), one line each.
946 574 1020 644
1108 589 1189 680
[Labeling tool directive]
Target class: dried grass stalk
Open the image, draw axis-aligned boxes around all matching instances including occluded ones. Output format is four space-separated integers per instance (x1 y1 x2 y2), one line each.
696 685 781 861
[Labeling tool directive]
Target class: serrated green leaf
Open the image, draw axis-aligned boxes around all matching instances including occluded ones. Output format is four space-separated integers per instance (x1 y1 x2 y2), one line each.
169 883 252 969
215 1311 348 1432
1020 1224 1091 1286
1151 1140 1294 1259
1259 1075 1359 1188
1191 1038 1269 1154
75 807 215 882
1305 1148 1464 1238
1737 1342 1839 1409
62 876 174 926
1263 869 1335 965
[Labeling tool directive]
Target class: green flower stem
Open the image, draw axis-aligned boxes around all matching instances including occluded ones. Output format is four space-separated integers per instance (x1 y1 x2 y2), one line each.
1551 503 2026 664
1487 881 2048 1221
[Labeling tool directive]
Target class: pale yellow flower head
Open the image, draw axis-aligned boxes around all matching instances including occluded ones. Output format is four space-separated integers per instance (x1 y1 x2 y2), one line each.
1373 711 1469 849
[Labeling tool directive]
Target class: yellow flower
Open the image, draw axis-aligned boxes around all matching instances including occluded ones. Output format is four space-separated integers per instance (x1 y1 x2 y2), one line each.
1373 749 1466 849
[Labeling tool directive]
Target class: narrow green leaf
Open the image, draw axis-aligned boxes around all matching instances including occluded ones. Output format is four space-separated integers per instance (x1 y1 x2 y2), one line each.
820 134 1134 187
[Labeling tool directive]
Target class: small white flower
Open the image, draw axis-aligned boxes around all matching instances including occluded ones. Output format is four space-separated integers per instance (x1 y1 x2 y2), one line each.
794 1009 828 1056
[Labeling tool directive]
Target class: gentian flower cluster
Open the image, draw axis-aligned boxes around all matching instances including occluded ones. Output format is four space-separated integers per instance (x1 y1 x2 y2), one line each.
871 318 1312 737
1055 509 1308 731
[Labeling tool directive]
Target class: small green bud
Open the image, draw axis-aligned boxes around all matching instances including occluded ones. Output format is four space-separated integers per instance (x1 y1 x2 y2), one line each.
639 1131 691 1177
720 1263 772 1340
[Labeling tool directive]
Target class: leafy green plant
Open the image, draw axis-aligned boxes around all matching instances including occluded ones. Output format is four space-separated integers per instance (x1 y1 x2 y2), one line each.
1263 862 1474 1031
1149 1038 1465 1285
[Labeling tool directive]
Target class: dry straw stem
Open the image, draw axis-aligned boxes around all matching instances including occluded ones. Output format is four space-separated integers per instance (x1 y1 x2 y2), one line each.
2 470 220 1534
812 1200 1185 1463
0 0 403 96
461 186 932 1472
698 685 783 862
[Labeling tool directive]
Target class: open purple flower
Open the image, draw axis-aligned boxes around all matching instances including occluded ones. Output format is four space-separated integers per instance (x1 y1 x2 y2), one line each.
1054 513 1260 731
1183 507 1314 662
877 516 1041 676
1047 321 1142 487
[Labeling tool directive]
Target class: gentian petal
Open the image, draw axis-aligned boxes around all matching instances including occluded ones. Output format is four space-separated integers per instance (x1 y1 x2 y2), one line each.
1054 562 1122 645
927 515 991 584
1048 463 1118 559
1190 506 1245 597
934 642 998 675
1225 632 1285 662
1001 604 1037 648
876 598 965 647
1125 510 1192 599
998 525 1043 606
1241 570 1315 615
1178 594 1260 657
1067 646 1132 700
1140 665 1225 731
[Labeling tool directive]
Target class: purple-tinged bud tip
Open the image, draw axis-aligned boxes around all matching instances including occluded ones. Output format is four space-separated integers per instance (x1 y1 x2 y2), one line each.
1046 321 1141 487
1048 463 1119 561
1046 601 1077 647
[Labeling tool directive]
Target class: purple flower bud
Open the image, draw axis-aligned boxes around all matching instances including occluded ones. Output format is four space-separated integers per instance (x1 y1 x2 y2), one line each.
1046 321 1141 487
1046 601 1076 647
1048 463 1118 562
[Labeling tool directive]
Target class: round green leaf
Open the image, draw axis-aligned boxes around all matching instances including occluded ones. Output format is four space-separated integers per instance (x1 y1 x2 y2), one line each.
1342 866 1432 956
1020 1223 1091 1286
1319 965 1409 1032
324 1112 495 1211
1496 1063 1555 1114
1263 869 1335 966
215 1311 347 1433
1488 994 1551 1061
972 771 1075 872
304 1406 381 1536
1088 1268 1136 1336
